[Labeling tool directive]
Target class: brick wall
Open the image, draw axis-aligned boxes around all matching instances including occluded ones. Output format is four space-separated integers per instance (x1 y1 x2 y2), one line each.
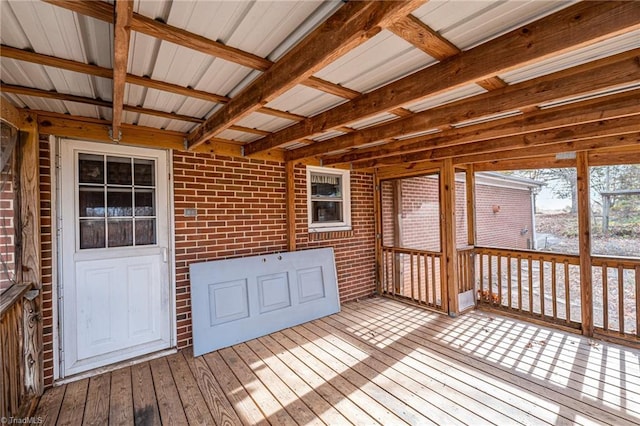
293 164 376 302
39 143 376 385
475 184 534 249
381 173 533 251
381 175 468 251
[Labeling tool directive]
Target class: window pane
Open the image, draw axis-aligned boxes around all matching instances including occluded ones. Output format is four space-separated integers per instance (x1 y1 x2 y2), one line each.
134 159 155 186
78 154 104 184
108 219 133 247
135 219 156 245
311 174 342 198
312 201 343 223
79 186 105 217
107 156 132 185
135 189 155 216
80 219 105 249
107 188 133 217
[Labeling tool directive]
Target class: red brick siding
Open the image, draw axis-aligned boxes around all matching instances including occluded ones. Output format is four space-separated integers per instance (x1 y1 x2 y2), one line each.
381 174 532 250
38 143 376 385
293 164 376 302
381 175 468 251
475 184 534 249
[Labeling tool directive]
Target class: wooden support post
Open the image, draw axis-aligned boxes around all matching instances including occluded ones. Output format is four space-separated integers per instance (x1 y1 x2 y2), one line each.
465 165 477 247
285 161 296 252
577 151 594 337
441 159 457 315
392 180 403 293
18 112 43 398
373 174 383 295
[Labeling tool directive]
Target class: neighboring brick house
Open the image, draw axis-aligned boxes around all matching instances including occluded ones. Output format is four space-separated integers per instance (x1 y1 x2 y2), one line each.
382 172 541 251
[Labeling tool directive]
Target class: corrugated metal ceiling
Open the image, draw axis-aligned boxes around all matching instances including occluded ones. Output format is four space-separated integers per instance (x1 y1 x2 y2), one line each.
1 0 637 147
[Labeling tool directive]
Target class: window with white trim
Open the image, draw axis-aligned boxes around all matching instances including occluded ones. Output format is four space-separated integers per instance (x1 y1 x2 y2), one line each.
307 166 351 232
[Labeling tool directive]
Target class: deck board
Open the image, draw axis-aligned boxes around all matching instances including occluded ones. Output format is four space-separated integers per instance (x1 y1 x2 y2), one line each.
35 297 640 425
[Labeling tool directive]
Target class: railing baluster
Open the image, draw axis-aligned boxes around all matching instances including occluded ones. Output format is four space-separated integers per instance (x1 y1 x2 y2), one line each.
540 258 545 318
410 252 415 302
432 255 437 307
507 255 512 309
417 252 422 304
564 261 570 323
603 264 609 332
479 253 484 299
518 257 523 312
528 256 534 316
488 254 494 305
618 265 624 335
551 259 557 321
635 265 640 337
497 255 502 307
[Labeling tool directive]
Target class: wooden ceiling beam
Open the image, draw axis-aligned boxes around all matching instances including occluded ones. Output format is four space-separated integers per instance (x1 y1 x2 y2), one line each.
42 0 271 71
1 83 205 124
357 115 639 169
187 0 426 149
388 14 460 60
322 88 640 166
112 0 133 142
297 48 640 161
246 1 640 156
34 110 285 162
453 132 640 166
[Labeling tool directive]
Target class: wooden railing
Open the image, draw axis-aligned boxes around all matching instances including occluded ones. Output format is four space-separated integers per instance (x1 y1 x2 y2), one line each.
381 247 444 311
475 247 582 329
1 283 34 418
457 247 475 293
592 256 640 339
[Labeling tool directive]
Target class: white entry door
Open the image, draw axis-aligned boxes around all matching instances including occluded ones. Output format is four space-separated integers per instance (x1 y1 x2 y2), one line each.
59 140 172 377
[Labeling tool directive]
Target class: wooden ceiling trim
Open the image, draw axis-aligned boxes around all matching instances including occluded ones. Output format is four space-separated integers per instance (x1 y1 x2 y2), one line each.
1 83 207 124
1 96 22 129
186 0 427 149
228 125 270 136
322 89 640 166
112 0 134 141
291 48 640 161
257 107 305 122
302 77 360 99
357 115 640 169
245 1 640 156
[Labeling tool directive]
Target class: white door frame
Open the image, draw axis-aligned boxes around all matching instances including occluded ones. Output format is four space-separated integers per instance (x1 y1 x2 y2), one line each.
52 138 176 380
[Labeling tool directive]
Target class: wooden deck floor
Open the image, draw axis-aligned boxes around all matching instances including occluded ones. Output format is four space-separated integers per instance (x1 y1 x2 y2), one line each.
35 297 640 425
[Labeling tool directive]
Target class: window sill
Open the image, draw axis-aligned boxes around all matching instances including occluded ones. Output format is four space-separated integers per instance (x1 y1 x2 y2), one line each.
308 228 354 241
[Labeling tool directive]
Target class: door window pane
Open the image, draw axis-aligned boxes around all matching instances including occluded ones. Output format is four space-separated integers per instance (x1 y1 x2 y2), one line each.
108 219 133 247
107 156 132 185
107 188 133 217
79 186 105 217
78 154 104 184
80 219 106 249
134 159 155 186
135 189 155 216
135 219 156 245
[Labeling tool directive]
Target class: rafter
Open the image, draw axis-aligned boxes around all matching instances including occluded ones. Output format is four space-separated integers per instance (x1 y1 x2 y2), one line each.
454 132 640 165
388 14 460 60
289 48 640 161
187 0 427 149
361 115 639 169
245 1 640 156
322 89 640 166
1 83 205 124
112 0 133 141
